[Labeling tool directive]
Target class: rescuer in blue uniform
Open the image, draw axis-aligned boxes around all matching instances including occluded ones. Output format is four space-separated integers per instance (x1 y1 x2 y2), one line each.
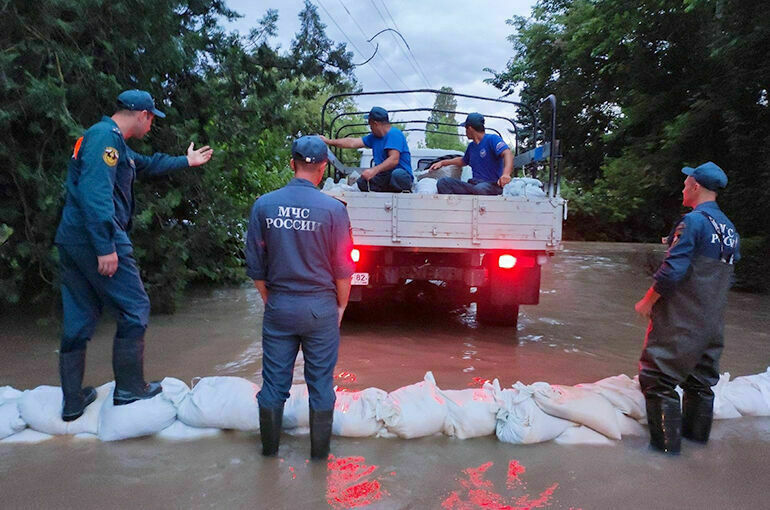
246 135 354 459
429 113 514 195
321 106 413 192
635 161 740 454
54 89 213 421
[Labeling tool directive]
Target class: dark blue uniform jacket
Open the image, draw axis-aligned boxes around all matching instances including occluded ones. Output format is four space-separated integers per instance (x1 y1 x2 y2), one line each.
55 116 188 255
245 178 355 295
653 201 740 297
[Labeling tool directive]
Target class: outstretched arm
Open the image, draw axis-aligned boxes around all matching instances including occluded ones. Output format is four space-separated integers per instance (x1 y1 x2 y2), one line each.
320 135 366 150
132 142 213 177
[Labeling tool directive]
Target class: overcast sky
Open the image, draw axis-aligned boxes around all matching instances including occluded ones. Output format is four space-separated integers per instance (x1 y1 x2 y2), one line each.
223 0 536 144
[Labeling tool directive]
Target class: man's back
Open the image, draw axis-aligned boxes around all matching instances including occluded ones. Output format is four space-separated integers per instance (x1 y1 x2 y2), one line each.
247 178 353 295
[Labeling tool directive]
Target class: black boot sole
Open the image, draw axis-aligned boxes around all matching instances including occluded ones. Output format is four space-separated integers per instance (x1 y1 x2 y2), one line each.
62 387 97 422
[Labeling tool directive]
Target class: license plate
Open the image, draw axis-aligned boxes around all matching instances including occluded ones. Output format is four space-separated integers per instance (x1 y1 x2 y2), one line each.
351 273 369 285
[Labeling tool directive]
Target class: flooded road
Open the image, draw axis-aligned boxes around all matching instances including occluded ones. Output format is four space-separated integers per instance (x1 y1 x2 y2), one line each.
2 242 770 509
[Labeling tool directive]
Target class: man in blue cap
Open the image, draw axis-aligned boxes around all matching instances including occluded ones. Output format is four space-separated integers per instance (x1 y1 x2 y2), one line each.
321 106 413 192
246 135 354 459
54 89 213 421
428 113 513 195
635 161 740 454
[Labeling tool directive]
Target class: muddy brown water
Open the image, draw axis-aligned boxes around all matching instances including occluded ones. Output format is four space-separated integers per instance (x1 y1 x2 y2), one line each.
2 242 769 509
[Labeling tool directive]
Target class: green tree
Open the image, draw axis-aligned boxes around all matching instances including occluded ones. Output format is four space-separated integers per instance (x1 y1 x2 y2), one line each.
0 0 359 311
425 87 466 152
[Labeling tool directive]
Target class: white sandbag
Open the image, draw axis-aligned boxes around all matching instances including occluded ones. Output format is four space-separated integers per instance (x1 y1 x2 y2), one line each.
0 428 54 444
97 378 182 441
577 374 646 420
333 388 387 437
377 372 448 439
495 383 574 444
722 369 770 417
503 178 545 198
0 401 26 439
18 382 113 436
414 178 438 195
322 177 360 193
616 410 647 436
156 420 223 441
711 373 742 419
533 383 621 440
441 380 500 439
176 376 259 431
555 425 616 445
0 385 23 404
283 384 310 430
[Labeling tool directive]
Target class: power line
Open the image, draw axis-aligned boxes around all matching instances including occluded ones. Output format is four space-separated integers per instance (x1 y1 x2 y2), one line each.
314 0 402 97
372 0 432 88
337 0 411 90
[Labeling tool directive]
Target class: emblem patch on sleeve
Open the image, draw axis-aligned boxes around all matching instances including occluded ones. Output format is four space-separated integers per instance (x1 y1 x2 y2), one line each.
671 223 685 247
103 147 119 167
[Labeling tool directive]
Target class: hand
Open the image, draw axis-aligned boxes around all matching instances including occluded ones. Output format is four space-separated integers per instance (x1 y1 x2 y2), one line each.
186 143 213 167
634 298 653 319
429 161 443 171
338 306 346 327
97 252 118 277
361 168 376 181
497 174 512 187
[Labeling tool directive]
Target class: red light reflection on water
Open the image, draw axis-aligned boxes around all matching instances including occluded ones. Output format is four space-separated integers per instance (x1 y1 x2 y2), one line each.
468 377 491 387
334 371 358 393
442 460 565 510
326 455 388 509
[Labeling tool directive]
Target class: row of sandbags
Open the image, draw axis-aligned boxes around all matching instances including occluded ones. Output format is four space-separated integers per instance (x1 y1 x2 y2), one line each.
2 368 769 444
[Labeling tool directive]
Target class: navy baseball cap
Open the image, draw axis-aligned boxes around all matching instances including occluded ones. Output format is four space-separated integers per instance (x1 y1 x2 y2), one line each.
461 112 485 130
682 161 727 191
365 106 389 122
116 89 166 118
292 135 328 163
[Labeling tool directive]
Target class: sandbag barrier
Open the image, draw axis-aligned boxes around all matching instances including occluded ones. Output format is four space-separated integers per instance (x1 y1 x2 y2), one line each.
2 369 769 444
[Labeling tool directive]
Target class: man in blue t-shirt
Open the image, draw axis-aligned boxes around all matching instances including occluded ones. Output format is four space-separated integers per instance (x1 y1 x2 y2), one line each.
321 106 413 192
430 113 513 195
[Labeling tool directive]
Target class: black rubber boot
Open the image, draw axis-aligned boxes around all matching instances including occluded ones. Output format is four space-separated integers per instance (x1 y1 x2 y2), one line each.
259 406 284 457
60 350 97 422
682 390 714 443
646 396 682 454
310 409 334 460
112 336 162 406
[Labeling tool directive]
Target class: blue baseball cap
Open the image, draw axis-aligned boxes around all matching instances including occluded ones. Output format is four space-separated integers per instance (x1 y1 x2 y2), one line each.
461 112 485 130
365 106 389 122
682 161 727 191
116 89 166 118
292 135 328 163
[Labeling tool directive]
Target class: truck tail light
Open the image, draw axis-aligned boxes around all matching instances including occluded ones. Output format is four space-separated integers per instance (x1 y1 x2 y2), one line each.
498 254 517 269
351 248 360 263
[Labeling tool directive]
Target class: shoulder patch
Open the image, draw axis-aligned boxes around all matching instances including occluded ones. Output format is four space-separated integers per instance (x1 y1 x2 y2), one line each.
103 147 119 167
670 222 686 247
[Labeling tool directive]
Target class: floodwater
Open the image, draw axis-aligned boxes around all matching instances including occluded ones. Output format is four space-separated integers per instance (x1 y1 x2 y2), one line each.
2 242 769 509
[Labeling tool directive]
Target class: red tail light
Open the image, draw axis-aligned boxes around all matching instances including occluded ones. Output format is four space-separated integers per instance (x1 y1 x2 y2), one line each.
498 254 517 269
350 248 360 263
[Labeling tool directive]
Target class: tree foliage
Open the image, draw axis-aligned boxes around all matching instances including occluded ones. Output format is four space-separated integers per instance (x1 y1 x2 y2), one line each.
0 0 357 310
425 86 466 152
488 0 770 256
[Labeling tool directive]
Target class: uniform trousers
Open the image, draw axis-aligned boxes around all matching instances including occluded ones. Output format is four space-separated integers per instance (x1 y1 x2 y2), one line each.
257 292 340 411
57 243 150 353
